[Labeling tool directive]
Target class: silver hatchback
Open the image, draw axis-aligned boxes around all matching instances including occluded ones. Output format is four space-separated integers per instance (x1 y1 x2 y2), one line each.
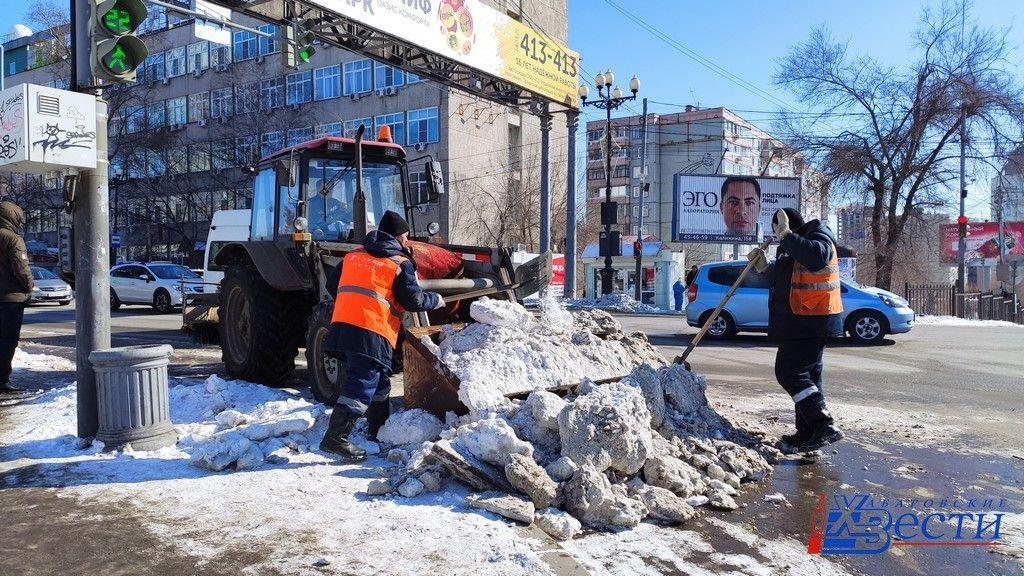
685 261 916 344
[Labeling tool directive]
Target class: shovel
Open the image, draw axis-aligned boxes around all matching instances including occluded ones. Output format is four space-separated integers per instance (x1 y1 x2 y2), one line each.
674 231 773 371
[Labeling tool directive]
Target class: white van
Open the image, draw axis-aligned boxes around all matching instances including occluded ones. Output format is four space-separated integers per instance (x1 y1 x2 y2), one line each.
203 209 251 286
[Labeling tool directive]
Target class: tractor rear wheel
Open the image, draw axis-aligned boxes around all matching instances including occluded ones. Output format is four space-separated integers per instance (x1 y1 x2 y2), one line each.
219 263 305 386
306 300 345 405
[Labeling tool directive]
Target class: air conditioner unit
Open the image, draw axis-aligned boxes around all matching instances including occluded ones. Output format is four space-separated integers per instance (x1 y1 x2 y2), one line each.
350 93 361 101
375 89 386 97
217 64 229 72
161 77 170 85
256 55 265 64
192 68 202 78
218 116 228 124
414 142 427 152
289 103 300 110
385 87 397 96
198 119 208 127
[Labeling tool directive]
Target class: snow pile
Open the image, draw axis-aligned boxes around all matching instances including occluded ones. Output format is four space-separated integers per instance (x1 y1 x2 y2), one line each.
439 298 666 412
370 300 775 539
567 292 663 314
914 315 1023 328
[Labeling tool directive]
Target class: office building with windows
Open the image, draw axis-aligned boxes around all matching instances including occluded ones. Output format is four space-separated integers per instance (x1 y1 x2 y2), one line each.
1 0 569 264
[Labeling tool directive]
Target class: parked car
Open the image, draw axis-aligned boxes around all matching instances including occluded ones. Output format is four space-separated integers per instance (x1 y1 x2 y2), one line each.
29 266 73 306
109 262 204 313
685 261 915 344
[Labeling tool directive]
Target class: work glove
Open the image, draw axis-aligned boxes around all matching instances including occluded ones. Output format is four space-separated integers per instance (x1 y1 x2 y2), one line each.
773 209 791 240
747 247 770 274
432 294 446 309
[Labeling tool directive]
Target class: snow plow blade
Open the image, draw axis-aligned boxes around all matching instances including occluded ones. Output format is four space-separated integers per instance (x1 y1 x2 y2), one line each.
402 326 465 417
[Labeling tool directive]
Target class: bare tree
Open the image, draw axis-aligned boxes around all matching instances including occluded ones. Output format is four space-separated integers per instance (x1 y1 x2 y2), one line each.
774 2 1024 289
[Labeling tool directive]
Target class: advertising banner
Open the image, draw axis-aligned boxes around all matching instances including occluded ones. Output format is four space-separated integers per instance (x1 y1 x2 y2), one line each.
939 221 1024 264
672 175 801 243
308 0 580 107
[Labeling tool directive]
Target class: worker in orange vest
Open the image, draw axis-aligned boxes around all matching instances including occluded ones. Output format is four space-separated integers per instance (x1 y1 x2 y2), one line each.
320 211 443 460
747 208 844 453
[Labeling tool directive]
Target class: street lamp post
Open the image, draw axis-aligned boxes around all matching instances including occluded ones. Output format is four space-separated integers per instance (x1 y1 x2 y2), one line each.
580 70 640 295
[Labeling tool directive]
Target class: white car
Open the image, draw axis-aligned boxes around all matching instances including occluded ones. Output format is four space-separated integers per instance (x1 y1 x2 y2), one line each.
110 262 204 313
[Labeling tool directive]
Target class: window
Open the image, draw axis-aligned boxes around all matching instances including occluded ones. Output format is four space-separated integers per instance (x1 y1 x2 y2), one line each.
406 72 425 84
315 123 342 138
613 146 626 158
168 147 188 174
631 186 640 198
187 41 209 74
410 169 431 205
261 77 284 110
210 43 232 68
188 92 209 123
708 265 744 287
305 157 403 241
124 106 145 133
287 127 312 145
344 118 371 138
615 126 628 138
258 24 279 55
374 112 405 145
587 148 602 161
144 53 165 82
233 31 258 61
613 165 628 178
211 87 234 119
165 47 185 78
407 107 439 145
145 149 165 177
374 62 404 90
588 129 603 142
189 144 210 172
261 131 283 156
212 139 235 170
146 102 165 130
139 5 167 34
587 168 604 180
286 70 313 105
632 166 641 178
236 82 259 114
251 168 276 240
314 65 340 100
167 96 187 126
343 60 372 95
235 136 257 166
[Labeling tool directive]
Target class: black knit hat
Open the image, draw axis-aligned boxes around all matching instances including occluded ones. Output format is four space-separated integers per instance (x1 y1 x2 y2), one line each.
379 210 410 238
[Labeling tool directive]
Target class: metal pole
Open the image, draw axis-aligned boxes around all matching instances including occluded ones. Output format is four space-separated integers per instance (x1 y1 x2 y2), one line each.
602 98 613 295
957 110 967 293
539 105 551 254
75 95 111 439
1 43 5 91
634 97 648 302
564 112 578 299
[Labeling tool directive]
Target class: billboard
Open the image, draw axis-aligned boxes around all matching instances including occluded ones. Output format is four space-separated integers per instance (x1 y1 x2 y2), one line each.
307 0 580 108
672 175 801 243
939 221 1024 264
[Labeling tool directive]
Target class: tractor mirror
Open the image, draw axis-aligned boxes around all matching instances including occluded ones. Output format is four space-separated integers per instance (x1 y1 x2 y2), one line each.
276 154 298 189
426 161 445 202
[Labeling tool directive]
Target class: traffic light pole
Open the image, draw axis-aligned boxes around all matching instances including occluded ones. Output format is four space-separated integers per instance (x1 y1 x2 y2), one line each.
72 0 111 440
633 97 648 303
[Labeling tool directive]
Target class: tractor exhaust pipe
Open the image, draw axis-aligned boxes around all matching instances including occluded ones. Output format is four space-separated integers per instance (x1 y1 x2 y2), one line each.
353 124 367 242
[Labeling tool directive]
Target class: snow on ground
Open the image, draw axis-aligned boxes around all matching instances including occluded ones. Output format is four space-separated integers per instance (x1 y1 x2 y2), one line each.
565 292 666 314
914 315 1023 328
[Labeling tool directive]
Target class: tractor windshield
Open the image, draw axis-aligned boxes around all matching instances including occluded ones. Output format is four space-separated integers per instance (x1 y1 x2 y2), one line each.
305 157 405 242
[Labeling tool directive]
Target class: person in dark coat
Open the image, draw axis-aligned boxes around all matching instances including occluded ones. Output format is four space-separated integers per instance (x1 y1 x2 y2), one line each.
684 265 698 287
0 201 33 393
320 211 443 460
748 208 844 453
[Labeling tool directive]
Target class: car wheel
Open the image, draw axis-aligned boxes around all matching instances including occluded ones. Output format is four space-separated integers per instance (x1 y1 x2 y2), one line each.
153 289 173 314
847 311 887 345
110 290 121 311
700 310 736 339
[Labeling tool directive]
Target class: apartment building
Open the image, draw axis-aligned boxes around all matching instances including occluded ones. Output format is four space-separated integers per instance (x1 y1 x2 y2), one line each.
1 0 569 264
992 145 1024 222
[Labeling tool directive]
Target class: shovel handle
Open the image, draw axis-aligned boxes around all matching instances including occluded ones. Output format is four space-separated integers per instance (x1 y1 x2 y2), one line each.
678 237 773 364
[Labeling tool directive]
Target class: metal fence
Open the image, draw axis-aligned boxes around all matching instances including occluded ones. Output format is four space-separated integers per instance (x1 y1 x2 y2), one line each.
906 283 1022 324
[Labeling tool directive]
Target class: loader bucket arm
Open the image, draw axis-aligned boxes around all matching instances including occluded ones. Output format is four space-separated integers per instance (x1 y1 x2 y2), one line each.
514 251 553 301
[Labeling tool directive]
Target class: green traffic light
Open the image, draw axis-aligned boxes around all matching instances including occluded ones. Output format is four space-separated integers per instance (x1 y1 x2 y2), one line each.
298 46 315 63
103 43 135 74
102 2 135 35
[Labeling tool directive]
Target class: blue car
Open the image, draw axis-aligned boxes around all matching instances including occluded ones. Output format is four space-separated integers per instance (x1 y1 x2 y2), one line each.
685 261 916 344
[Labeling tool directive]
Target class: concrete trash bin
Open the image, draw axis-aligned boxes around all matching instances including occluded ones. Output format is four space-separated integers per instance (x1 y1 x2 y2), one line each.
89 344 177 451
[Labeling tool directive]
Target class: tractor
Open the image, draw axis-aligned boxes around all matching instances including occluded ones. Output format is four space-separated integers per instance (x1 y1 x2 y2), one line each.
210 125 550 406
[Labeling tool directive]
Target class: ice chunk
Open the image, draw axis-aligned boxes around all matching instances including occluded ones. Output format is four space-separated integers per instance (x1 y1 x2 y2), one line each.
505 453 558 508
558 383 652 475
708 489 739 510
469 297 535 329
620 364 666 428
643 454 707 498
419 471 442 493
238 415 315 442
377 409 443 447
525 390 566 432
632 484 696 524
214 409 247 429
366 478 394 496
453 416 533 467
661 365 709 415
465 491 535 524
563 466 647 529
545 456 578 483
397 477 425 498
534 507 582 540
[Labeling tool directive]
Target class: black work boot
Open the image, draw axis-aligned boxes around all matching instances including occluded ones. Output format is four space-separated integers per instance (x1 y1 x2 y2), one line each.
796 401 844 452
319 408 367 461
0 382 26 394
363 400 391 441
779 411 811 453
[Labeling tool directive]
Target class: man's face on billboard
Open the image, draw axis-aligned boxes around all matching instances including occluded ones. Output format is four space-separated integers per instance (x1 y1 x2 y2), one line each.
720 181 760 235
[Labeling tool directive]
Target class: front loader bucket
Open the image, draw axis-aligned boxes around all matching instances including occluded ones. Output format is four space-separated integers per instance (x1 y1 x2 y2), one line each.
402 326 466 417
514 251 553 301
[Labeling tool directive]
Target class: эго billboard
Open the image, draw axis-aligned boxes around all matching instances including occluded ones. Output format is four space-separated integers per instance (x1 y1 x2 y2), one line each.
307 0 580 108
672 175 801 243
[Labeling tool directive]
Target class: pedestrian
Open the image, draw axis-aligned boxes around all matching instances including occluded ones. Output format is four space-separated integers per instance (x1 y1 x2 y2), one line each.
747 208 844 453
684 264 698 288
319 210 444 460
672 278 685 311
0 201 33 394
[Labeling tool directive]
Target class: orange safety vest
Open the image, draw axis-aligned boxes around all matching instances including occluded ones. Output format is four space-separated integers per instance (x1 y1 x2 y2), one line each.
331 249 408 347
789 242 843 316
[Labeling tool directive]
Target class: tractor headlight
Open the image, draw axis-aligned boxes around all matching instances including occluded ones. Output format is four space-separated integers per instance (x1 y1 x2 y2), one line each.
427 222 440 235
294 217 308 232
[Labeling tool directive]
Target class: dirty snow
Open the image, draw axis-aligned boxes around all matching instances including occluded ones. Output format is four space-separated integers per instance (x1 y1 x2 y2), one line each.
914 315 1023 328
566 292 665 314
376 408 443 448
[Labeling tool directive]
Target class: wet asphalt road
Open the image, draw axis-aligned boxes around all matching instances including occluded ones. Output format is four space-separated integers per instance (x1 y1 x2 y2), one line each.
5 303 1024 575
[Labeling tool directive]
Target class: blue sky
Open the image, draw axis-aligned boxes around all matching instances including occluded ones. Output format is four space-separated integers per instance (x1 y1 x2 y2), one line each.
3 0 1023 216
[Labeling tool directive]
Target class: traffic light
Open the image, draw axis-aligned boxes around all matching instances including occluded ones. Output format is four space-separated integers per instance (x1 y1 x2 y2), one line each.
90 0 148 83
285 16 316 68
633 240 642 258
